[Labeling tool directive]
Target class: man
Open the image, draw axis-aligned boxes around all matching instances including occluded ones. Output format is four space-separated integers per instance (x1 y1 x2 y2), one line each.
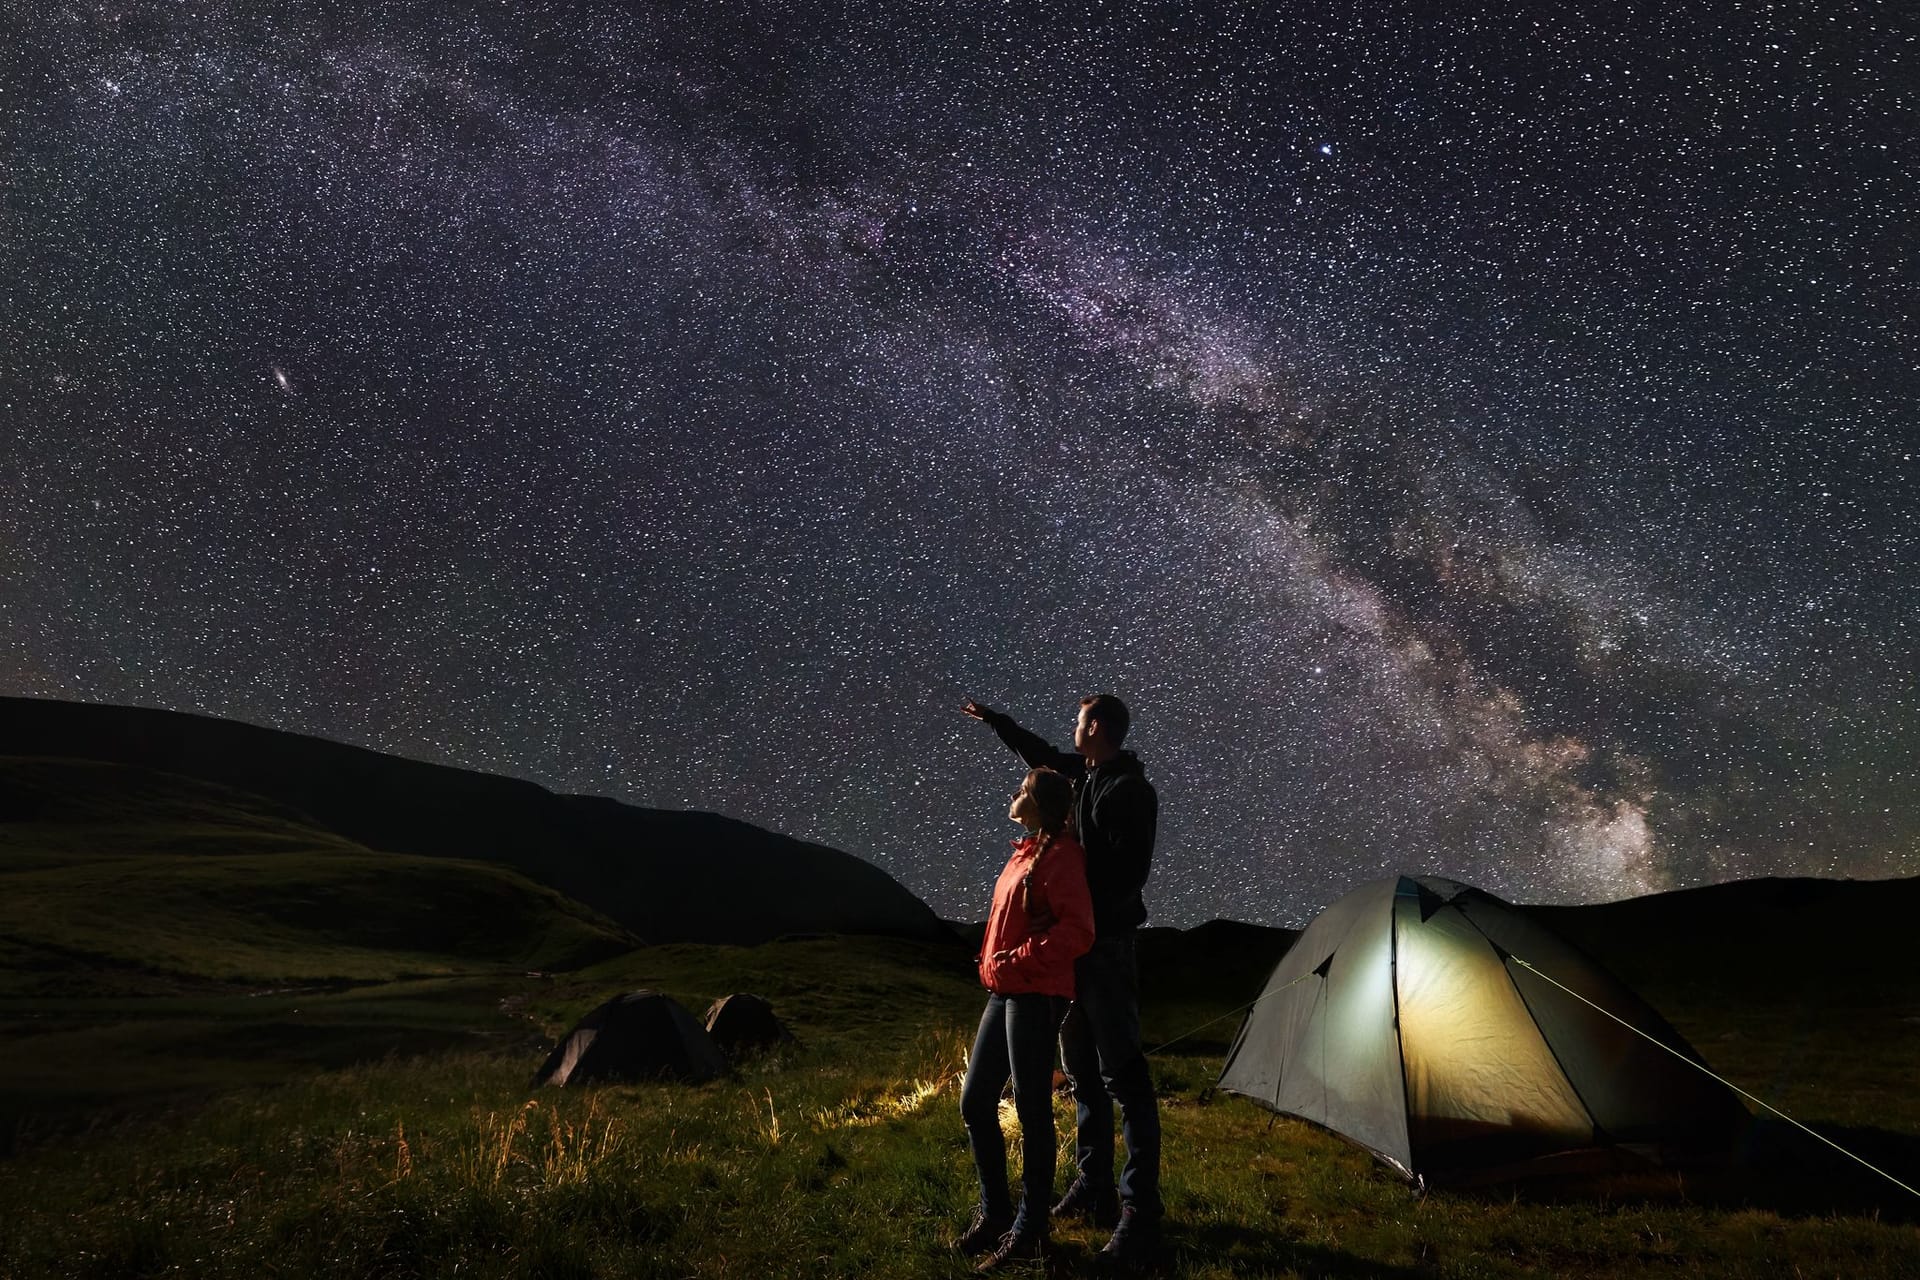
962 693 1162 1270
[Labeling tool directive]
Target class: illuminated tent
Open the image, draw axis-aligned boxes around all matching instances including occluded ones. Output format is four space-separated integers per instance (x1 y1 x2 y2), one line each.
534 990 728 1087
1217 876 1746 1185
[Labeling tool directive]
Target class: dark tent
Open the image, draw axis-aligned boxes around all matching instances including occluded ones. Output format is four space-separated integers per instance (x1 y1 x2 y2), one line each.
534 990 728 1086
704 993 798 1058
1218 876 1747 1185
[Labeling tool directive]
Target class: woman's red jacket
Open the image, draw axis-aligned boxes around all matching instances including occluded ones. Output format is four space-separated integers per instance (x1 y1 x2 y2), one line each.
977 831 1095 999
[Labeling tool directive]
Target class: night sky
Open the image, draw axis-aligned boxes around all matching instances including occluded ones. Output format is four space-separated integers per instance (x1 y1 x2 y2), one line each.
5 1 1915 926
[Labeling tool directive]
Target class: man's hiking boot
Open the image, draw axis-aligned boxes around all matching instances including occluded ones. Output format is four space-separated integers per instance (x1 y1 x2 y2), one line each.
975 1220 1048 1273
1052 1176 1120 1229
956 1204 1015 1255
1096 1204 1161 1274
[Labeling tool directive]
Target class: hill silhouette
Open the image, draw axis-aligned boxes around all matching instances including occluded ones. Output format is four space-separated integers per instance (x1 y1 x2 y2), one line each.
1528 873 1920 1004
0 756 633 988
0 697 948 946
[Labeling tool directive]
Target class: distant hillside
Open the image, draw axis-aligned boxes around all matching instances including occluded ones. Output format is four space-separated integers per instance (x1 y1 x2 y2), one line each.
0 851 640 991
0 756 370 870
1528 874 1920 1003
0 758 639 992
0 697 949 946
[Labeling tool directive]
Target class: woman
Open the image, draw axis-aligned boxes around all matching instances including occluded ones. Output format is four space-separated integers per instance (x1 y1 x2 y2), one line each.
957 766 1095 1271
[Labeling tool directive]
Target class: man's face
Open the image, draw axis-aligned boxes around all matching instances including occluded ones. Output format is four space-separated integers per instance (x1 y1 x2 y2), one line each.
1072 703 1096 753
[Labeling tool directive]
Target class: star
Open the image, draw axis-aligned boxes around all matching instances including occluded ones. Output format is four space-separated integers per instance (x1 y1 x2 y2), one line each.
1 1 1911 926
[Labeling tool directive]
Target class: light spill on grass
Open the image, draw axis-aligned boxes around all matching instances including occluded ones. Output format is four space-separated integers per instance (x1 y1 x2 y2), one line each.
812 1026 970 1132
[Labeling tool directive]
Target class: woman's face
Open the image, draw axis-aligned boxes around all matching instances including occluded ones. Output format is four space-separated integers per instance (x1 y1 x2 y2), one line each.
1008 774 1041 829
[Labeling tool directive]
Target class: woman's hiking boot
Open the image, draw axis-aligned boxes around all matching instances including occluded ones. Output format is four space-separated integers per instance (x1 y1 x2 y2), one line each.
975 1218 1048 1273
1096 1204 1161 1274
956 1204 1015 1255
1052 1176 1120 1229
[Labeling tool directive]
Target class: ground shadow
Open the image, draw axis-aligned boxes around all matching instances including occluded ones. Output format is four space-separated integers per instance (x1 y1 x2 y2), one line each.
2 1021 497 1158
1720 1116 1920 1221
1461 1117 1920 1224
1163 1219 1436 1278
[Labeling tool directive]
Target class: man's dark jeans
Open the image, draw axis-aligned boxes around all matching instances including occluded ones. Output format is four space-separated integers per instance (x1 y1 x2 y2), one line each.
1060 934 1162 1217
961 992 1070 1226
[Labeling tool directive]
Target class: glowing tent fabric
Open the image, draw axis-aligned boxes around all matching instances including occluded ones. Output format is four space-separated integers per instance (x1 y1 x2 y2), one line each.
1217 876 1747 1184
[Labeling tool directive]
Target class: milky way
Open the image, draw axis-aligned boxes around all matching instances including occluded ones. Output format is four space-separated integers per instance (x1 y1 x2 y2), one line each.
4 1 1915 925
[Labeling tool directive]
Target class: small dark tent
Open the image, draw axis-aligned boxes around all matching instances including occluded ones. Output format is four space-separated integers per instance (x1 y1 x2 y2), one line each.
1218 876 1747 1185
534 990 728 1087
704 993 797 1058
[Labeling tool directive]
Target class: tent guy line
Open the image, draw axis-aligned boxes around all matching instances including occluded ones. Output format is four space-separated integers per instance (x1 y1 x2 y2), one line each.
1143 969 1321 1060
1507 956 1920 1202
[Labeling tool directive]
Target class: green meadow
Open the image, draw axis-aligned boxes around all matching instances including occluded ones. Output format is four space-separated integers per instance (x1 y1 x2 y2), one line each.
1 755 1917 1278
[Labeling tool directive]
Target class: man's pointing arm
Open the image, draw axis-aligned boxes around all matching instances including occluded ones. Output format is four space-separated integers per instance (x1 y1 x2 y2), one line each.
961 700 1085 778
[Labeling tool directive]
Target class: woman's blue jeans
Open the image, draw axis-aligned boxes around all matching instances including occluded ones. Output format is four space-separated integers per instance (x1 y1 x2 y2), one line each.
960 992 1068 1227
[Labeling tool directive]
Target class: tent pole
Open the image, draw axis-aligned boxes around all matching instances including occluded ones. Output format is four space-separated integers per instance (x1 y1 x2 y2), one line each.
1388 880 1415 1170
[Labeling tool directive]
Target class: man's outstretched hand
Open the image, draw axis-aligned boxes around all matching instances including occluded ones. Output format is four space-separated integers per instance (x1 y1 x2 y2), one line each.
961 700 997 722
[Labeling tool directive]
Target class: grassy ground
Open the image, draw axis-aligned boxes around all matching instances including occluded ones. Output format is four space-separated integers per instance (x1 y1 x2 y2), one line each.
2 932 1916 1279
3 759 1915 1275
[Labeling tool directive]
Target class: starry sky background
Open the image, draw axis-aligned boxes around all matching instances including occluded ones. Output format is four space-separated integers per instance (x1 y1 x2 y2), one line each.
4 1 1915 926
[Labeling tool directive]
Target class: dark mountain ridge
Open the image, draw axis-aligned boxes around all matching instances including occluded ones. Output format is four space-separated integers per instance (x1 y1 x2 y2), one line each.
1527 873 1920 1001
0 696 948 946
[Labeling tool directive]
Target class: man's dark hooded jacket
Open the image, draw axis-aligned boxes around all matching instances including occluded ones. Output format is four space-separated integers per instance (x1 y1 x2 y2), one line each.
979 710 1158 939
